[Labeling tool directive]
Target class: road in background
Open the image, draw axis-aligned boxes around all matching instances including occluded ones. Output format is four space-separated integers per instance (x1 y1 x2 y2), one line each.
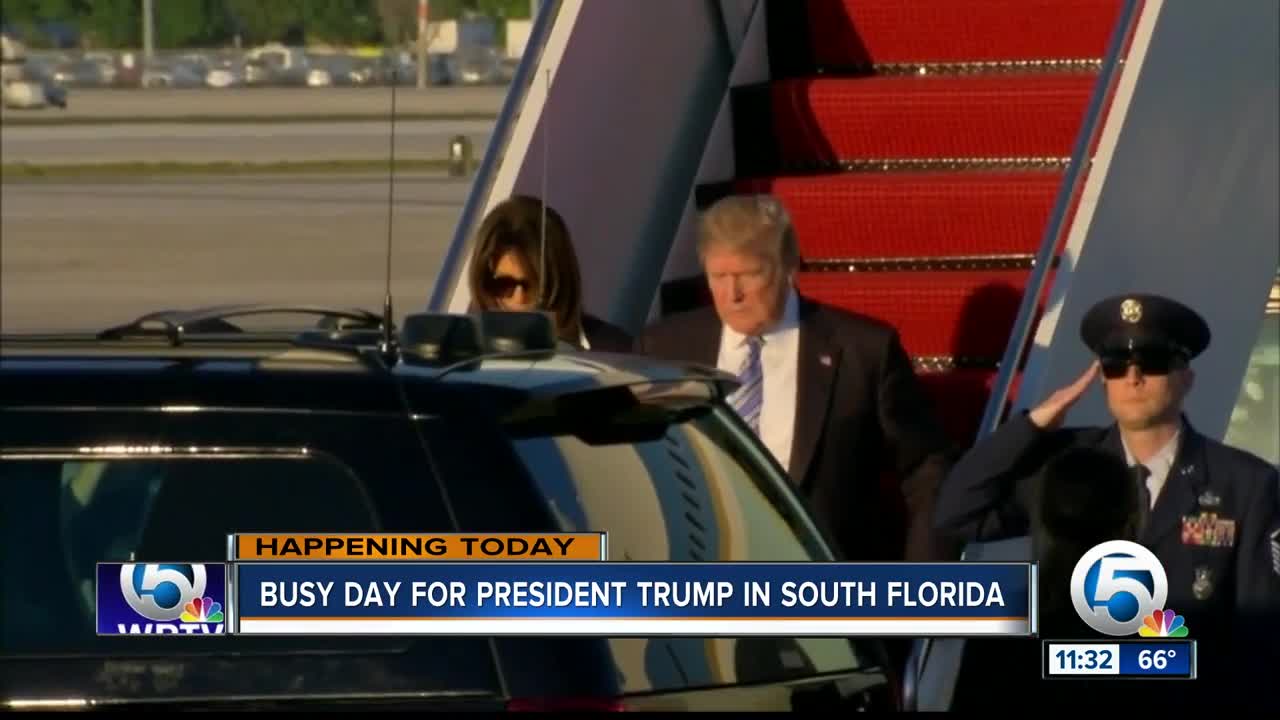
0 86 508 122
2 119 493 165
1 174 470 332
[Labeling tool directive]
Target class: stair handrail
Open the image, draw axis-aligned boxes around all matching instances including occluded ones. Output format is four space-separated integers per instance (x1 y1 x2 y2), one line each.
977 0 1145 440
904 0 1147 712
426 0 565 313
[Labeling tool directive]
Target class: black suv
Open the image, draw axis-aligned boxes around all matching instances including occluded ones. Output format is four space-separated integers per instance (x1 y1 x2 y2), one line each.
0 305 897 712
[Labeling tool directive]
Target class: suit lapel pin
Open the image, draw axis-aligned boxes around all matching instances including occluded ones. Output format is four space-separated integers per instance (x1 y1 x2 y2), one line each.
1192 566 1214 600
1179 464 1195 476
819 354 832 367
1197 489 1221 507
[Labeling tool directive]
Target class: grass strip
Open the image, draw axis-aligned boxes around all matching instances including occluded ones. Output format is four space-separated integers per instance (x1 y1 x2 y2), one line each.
1 158 460 180
0 112 497 127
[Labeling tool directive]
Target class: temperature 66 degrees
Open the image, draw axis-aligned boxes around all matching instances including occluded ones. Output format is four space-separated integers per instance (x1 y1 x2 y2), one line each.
1117 641 1195 678
1138 649 1175 670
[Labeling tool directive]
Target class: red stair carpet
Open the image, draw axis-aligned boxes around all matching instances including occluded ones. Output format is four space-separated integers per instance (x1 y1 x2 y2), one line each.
692 0 1129 447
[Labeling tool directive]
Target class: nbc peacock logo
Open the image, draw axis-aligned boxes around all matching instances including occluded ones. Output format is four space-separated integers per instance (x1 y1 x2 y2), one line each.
180 597 225 624
1138 608 1188 637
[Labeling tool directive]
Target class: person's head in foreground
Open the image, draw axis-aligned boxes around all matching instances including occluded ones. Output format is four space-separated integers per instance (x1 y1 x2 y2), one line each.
1032 446 1141 632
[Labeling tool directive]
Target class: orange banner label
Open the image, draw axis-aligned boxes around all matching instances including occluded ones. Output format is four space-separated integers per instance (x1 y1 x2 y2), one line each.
232 533 607 561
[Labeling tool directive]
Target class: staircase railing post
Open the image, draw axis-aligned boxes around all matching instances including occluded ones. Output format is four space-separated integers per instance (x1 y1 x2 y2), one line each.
904 2 1146 713
976 0 1144 441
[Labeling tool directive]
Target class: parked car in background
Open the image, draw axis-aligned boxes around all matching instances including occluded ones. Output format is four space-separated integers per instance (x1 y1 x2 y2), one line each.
452 44 505 85
139 58 206 88
49 57 111 87
203 57 246 88
1 32 66 108
310 53 376 86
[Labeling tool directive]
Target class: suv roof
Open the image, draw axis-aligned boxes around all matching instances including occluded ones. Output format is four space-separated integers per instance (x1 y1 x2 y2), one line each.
0 304 737 405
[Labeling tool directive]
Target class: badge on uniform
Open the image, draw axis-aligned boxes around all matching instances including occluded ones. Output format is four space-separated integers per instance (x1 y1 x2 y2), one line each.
1180 512 1236 547
1192 566 1214 601
1196 488 1220 507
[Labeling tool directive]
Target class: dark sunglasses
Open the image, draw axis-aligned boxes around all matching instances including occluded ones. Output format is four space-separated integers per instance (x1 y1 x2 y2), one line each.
485 275 533 299
1099 349 1186 379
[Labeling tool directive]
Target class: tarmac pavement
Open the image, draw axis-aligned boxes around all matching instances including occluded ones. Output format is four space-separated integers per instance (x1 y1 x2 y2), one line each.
1 173 471 333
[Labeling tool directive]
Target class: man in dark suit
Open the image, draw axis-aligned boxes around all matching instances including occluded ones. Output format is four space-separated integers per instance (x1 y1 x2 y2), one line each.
635 194 958 564
934 293 1280 708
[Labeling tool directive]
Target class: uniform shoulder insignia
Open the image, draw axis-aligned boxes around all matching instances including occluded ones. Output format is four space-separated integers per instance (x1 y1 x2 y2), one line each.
1270 528 1280 578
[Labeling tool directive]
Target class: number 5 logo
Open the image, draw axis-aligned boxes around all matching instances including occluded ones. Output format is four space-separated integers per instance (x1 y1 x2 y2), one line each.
1070 540 1168 636
120 564 207 622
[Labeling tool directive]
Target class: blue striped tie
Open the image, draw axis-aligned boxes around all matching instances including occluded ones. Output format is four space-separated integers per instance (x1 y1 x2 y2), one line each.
730 336 763 435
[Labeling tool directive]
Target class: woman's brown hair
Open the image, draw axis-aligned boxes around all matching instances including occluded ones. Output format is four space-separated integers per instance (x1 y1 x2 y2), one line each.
467 194 585 343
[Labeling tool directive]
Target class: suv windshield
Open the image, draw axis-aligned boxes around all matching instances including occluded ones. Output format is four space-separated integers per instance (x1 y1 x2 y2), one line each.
420 402 875 695
510 405 829 564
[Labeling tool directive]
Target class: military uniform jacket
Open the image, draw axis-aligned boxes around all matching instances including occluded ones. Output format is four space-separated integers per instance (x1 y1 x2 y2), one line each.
934 411 1280 705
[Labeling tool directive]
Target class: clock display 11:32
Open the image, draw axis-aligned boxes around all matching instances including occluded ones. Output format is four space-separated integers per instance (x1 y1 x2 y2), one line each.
1057 648 1115 670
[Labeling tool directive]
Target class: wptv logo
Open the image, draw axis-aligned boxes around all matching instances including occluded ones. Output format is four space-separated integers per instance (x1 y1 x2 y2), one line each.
1070 540 1188 638
97 563 227 635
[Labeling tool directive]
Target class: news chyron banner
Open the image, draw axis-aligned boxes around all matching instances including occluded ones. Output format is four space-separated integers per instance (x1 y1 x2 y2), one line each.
97 533 1035 637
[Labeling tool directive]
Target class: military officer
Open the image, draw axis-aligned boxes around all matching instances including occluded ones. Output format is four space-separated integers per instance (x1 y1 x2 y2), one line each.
934 293 1280 707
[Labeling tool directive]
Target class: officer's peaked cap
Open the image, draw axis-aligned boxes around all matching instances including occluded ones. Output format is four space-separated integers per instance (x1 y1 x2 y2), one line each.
1080 293 1211 359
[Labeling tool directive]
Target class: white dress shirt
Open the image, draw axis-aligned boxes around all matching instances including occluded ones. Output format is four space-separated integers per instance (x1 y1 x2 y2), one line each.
717 288 801 473
1122 429 1182 508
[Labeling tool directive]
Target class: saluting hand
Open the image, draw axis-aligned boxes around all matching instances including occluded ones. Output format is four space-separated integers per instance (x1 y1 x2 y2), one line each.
1028 361 1100 430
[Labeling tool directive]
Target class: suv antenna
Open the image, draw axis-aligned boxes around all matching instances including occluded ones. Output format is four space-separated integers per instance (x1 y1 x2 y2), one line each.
379 68 399 361
538 67 550 308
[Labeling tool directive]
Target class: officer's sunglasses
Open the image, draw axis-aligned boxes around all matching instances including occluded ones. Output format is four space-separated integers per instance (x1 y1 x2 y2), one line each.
1099 348 1187 379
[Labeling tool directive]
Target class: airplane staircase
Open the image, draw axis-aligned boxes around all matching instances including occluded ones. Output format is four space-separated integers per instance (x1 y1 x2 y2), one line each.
696 0 1134 452
688 0 1145 710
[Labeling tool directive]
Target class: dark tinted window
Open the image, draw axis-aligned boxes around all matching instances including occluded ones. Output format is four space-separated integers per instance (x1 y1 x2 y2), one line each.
1 454 383 653
509 406 830 563
427 404 878 694
0 398 502 705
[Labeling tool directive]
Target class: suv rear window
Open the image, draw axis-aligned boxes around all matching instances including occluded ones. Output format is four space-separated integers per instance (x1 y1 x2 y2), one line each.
1 454 386 653
429 403 876 694
1 406 504 705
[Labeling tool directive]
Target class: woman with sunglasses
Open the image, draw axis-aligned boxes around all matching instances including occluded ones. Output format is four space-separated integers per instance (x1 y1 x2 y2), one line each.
466 194 633 352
